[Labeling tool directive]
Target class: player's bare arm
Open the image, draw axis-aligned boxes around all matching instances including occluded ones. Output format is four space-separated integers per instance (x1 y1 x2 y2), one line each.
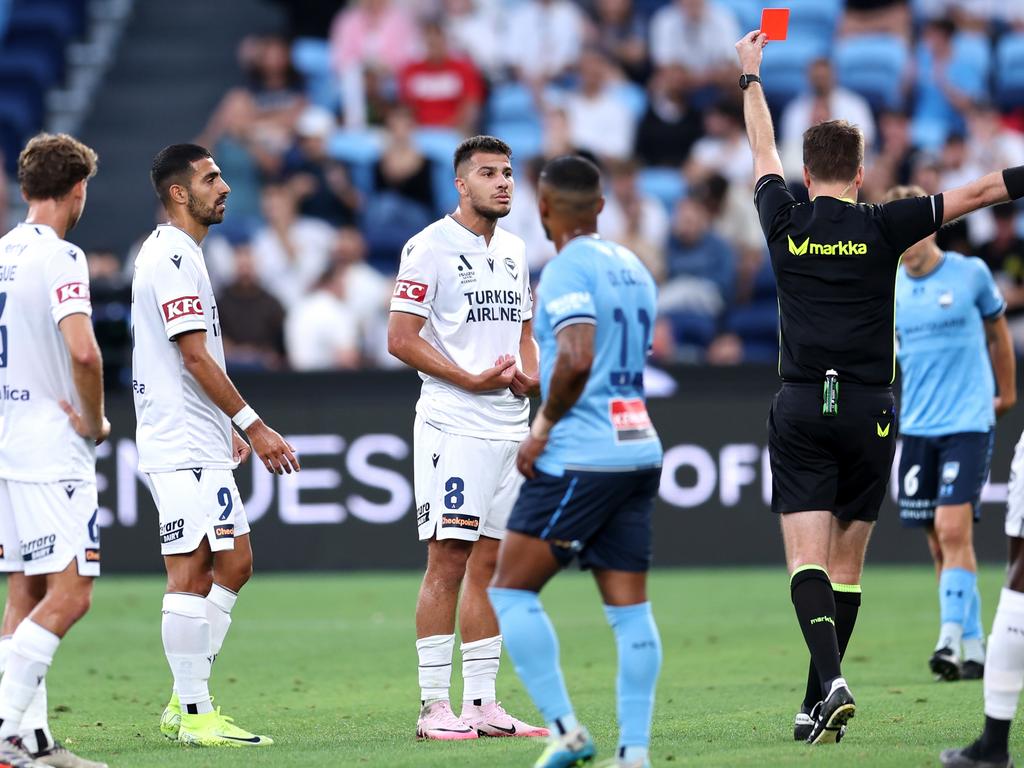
175 329 299 474
517 323 595 479
735 31 784 181
986 314 1017 417
387 310 516 392
511 318 540 398
57 313 109 444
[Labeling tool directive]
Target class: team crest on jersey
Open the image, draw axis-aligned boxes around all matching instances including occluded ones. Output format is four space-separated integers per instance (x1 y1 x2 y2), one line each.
504 257 518 281
939 291 953 308
941 461 961 485
55 282 89 303
162 295 203 321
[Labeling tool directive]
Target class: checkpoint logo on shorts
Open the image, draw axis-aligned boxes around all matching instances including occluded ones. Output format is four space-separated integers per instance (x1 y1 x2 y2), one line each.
20 534 56 561
85 548 100 563
55 282 89 304
609 398 657 443
214 523 235 540
162 296 203 322
393 280 428 302
441 513 479 530
160 518 185 544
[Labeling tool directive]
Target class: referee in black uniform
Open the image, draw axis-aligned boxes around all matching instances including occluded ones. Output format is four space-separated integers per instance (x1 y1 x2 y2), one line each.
735 30 1024 746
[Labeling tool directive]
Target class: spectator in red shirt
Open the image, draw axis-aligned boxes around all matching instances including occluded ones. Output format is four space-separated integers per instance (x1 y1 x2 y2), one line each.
398 19 485 135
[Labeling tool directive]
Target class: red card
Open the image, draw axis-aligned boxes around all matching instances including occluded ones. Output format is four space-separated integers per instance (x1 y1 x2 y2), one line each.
761 8 790 40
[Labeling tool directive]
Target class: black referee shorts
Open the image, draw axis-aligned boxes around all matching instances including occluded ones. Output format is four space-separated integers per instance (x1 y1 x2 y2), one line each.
767 382 897 522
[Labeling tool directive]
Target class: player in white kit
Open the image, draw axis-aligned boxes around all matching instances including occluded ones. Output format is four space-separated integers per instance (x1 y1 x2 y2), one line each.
0 133 109 768
132 144 298 748
388 136 548 740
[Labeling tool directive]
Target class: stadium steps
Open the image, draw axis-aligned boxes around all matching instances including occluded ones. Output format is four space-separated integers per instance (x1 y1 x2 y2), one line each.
73 0 283 255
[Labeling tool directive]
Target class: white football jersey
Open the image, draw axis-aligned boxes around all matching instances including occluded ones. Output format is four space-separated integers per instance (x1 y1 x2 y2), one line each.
390 215 533 439
132 225 234 473
0 223 95 482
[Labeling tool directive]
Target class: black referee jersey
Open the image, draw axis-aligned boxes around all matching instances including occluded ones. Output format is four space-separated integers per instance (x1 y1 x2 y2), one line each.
756 174 946 519
754 174 945 385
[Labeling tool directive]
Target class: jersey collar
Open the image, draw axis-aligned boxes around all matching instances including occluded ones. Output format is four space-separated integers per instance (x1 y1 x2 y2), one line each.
904 251 947 281
810 195 857 204
157 223 202 250
443 214 496 249
17 221 57 239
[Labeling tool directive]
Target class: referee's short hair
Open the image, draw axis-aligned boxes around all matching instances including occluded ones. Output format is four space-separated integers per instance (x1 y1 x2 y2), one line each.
803 120 864 184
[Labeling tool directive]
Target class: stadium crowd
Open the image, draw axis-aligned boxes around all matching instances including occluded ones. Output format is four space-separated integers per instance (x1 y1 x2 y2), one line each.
86 0 1024 372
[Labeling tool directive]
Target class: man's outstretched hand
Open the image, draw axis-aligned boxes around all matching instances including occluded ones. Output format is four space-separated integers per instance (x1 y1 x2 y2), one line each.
735 30 768 74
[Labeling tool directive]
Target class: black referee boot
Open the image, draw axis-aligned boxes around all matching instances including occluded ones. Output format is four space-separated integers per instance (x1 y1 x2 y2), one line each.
806 679 855 745
940 741 1014 768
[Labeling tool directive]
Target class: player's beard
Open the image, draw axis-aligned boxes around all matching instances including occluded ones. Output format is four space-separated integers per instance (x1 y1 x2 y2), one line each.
187 191 225 226
469 191 511 222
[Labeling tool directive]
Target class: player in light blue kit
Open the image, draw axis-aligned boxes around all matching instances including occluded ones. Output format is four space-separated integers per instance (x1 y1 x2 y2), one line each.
488 156 663 768
890 185 1016 682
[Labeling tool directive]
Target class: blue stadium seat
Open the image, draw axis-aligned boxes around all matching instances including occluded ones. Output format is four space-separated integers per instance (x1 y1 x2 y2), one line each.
952 33 992 81
996 33 1024 109
713 0 759 32
7 1 77 44
637 168 686 214
327 130 381 196
665 310 718 350
835 35 910 111
759 37 828 111
611 81 647 121
488 82 538 125
362 192 433 272
486 120 543 160
785 0 842 43
414 128 461 164
291 37 338 111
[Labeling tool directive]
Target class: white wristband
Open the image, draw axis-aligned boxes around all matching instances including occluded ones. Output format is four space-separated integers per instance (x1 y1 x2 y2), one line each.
232 405 259 431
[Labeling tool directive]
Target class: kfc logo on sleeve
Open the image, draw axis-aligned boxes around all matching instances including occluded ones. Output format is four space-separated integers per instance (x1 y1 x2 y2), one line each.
162 296 204 322
393 280 428 302
55 282 89 303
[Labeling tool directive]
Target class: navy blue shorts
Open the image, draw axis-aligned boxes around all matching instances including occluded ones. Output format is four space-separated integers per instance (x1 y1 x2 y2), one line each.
897 431 994 527
507 467 662 572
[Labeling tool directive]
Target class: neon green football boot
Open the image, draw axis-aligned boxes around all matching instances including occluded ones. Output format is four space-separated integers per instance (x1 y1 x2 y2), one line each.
177 707 274 747
159 692 181 740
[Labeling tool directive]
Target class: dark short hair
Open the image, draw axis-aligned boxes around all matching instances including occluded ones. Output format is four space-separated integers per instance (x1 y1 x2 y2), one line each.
151 143 212 204
18 133 98 201
453 135 512 175
802 120 864 183
539 154 601 195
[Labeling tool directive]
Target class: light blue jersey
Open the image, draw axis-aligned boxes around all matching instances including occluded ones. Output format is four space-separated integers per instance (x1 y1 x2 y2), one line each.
895 251 1006 436
534 235 663 475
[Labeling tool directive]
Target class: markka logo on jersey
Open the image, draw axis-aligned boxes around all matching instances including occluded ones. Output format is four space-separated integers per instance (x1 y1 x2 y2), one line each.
162 295 203 322
787 235 868 257
55 282 89 303
393 280 428 302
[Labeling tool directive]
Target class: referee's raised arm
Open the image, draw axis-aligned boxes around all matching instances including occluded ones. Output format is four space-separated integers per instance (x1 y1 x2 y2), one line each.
735 31 783 182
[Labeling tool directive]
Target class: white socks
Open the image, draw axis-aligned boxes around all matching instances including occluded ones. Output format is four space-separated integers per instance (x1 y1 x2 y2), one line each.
417 634 455 703
162 593 213 714
206 584 237 662
462 635 501 705
937 621 964 654
0 621 58 739
985 588 1024 720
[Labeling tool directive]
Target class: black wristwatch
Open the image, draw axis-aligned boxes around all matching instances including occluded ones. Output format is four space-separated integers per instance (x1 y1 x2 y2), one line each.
739 73 762 90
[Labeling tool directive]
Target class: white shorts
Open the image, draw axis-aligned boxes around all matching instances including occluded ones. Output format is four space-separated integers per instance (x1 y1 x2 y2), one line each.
413 416 523 542
146 469 250 556
1007 432 1024 538
0 479 100 577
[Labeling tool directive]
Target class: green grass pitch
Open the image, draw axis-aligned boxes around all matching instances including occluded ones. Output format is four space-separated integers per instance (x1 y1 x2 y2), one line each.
32 566 1022 767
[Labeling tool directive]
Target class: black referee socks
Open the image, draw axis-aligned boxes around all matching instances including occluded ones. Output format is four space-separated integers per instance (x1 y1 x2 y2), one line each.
802 583 862 710
791 566 843 697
